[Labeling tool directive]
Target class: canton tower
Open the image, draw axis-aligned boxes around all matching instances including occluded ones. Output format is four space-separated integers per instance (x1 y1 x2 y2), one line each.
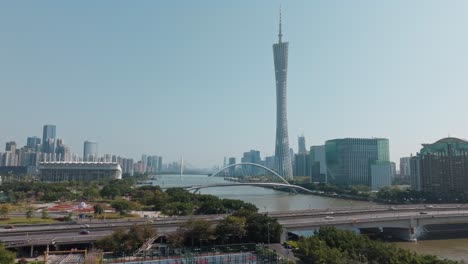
273 9 293 180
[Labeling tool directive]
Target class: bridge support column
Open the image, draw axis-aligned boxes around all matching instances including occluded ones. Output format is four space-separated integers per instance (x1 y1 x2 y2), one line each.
30 245 34 257
280 228 288 243
382 227 417 242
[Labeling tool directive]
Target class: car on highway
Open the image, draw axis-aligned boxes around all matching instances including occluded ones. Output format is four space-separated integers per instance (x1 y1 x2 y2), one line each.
324 216 334 220
419 211 428 215
4 225 15 229
79 230 90 235
80 224 90 228
425 205 434 209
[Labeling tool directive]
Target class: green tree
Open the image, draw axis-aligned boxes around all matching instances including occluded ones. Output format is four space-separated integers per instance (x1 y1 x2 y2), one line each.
178 218 214 247
215 216 246 243
96 225 156 254
25 206 34 219
93 204 104 215
235 212 282 244
162 202 193 216
294 227 460 264
167 228 186 249
0 204 11 219
0 243 15 264
41 208 49 219
83 187 101 201
111 198 135 215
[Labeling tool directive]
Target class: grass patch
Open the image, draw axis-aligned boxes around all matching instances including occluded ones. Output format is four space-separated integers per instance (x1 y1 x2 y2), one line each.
0 217 57 225
94 213 140 220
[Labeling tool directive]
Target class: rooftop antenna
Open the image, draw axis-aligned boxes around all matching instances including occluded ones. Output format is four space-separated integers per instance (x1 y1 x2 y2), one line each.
278 5 283 43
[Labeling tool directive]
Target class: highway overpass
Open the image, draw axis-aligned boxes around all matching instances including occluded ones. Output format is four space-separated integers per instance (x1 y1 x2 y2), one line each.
3 204 468 256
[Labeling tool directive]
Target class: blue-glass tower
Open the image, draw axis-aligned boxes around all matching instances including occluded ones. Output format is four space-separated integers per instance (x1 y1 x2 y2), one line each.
273 10 293 180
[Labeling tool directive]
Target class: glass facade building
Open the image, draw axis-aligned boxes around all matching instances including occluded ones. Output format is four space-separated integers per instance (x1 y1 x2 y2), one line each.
42 125 56 154
325 138 390 186
83 141 98 162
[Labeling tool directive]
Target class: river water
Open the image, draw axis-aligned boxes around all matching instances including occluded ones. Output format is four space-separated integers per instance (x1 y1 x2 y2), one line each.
152 174 468 262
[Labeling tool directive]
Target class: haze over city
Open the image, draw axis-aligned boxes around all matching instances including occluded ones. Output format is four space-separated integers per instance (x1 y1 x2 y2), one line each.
2 1 468 167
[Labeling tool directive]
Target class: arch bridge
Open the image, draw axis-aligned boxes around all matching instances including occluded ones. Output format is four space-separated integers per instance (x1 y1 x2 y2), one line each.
186 162 313 194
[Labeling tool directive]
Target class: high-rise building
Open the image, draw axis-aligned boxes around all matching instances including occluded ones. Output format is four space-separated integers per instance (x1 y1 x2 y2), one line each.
228 157 236 176
55 139 71 161
273 10 293 180
414 137 468 195
264 155 276 170
42 125 56 154
5 141 16 153
158 156 163 173
294 153 309 177
83 141 98 162
146 155 160 173
298 136 307 154
241 150 262 164
400 157 411 178
370 162 394 190
325 138 390 186
26 137 41 151
310 145 327 182
141 154 148 172
410 155 421 191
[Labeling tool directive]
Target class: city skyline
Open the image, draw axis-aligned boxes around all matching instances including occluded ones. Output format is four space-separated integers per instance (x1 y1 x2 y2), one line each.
2 1 468 167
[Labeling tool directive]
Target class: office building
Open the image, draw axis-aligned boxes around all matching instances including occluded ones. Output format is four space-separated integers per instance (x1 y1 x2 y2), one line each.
273 10 293 180
55 139 71 161
83 141 98 162
310 145 327 182
400 157 411 177
39 162 122 182
294 153 309 177
370 162 394 190
147 155 161 173
141 154 148 172
325 138 390 186
118 157 134 176
414 137 468 195
241 150 262 164
19 149 39 167
26 137 41 151
158 156 163 173
228 157 236 176
264 155 276 170
298 136 307 154
42 125 56 154
409 156 421 191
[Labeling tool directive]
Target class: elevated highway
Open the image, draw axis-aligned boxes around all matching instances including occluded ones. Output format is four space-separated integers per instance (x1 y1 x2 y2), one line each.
3 204 468 252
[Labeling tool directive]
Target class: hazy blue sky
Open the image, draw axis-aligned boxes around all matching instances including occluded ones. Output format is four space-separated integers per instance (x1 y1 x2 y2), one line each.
2 1 468 168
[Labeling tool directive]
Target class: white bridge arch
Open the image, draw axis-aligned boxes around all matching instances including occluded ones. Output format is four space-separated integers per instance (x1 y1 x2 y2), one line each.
208 162 290 184
184 163 313 194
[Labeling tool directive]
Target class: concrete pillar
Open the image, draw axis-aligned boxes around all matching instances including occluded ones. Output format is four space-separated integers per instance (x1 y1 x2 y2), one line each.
280 228 288 243
30 245 34 257
382 227 417 241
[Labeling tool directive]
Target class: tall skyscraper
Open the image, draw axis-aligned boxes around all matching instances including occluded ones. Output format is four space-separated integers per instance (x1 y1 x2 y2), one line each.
83 141 98 161
273 9 293 180
42 125 56 154
26 136 41 151
298 136 307 154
